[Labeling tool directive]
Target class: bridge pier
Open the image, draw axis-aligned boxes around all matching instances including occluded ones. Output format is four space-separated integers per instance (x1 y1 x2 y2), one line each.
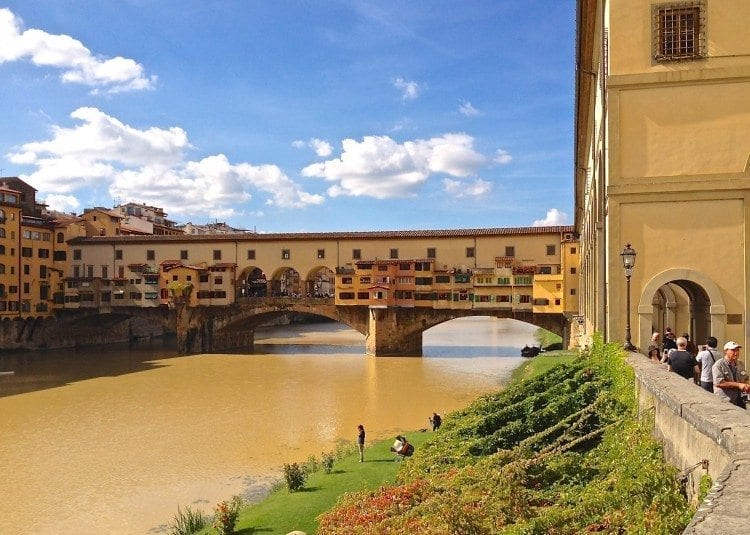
366 307 424 356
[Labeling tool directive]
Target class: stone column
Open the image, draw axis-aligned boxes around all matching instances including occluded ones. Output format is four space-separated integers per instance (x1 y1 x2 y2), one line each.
365 307 423 356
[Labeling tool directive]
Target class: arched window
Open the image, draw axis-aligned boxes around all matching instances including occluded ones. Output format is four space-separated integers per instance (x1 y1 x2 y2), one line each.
0 245 5 255
0 209 5 223
56 232 65 243
0 228 5 238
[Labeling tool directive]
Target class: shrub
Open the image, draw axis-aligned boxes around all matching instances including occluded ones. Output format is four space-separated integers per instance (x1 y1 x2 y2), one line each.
304 454 319 475
167 505 206 535
212 495 242 535
322 451 335 474
283 462 306 491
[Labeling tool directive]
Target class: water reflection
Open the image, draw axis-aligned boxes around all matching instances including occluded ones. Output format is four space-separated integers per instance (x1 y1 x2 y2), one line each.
0 317 537 534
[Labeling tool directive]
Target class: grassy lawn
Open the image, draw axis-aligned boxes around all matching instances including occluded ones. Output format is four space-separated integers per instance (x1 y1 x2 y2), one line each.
223 431 433 534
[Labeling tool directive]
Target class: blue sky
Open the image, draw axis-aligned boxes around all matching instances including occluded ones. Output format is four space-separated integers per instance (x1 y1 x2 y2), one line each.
0 1 575 232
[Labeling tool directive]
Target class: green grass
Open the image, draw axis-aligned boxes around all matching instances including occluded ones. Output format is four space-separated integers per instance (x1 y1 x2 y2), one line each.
509 349 578 383
215 431 433 534
534 327 563 348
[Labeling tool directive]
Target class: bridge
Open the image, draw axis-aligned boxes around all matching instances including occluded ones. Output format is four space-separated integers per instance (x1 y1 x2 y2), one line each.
174 296 568 356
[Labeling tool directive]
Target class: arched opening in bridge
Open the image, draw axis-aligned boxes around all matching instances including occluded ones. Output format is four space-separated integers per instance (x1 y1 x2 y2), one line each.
269 267 301 297
306 266 334 297
237 266 267 297
637 269 726 350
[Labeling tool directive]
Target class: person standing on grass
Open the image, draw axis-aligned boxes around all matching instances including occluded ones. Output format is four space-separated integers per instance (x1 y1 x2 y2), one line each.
357 424 365 462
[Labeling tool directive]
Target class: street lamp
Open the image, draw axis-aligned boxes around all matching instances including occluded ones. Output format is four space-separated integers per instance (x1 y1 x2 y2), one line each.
620 243 637 351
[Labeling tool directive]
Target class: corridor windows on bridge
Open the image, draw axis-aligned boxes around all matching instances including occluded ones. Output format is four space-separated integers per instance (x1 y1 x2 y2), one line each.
653 2 705 62
390 248 398 259
247 249 255 260
427 247 436 258
180 250 188 260
466 247 475 258
146 250 155 261
316 249 325 259
213 250 222 261
352 249 361 260
282 249 290 260
505 246 515 257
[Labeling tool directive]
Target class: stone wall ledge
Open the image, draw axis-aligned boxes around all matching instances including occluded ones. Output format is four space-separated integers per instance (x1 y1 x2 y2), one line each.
627 354 750 534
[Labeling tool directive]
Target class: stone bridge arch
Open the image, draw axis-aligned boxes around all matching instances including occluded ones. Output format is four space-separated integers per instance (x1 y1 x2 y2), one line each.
176 299 569 356
365 307 568 356
176 298 370 354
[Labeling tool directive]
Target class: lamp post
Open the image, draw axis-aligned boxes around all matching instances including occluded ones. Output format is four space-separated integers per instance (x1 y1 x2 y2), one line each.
621 243 637 351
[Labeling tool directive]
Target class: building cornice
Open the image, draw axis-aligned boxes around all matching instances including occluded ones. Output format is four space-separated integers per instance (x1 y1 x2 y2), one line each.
69 226 576 245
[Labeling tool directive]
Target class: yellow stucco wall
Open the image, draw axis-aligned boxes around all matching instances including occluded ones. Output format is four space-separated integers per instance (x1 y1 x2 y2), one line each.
617 82 750 179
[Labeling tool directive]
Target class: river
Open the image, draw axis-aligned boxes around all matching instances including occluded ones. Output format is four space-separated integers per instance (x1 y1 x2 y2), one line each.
0 316 538 534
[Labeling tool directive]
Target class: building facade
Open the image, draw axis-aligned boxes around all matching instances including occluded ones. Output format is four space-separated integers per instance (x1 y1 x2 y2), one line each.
575 0 750 358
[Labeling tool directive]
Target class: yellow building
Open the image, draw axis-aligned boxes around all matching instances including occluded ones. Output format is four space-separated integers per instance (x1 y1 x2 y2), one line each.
575 0 750 355
0 186 24 317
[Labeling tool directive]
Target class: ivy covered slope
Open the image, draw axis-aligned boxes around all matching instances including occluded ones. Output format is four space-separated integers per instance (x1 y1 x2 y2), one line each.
318 337 694 534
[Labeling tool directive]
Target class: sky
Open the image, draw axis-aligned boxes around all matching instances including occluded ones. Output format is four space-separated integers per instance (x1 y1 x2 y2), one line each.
0 1 576 232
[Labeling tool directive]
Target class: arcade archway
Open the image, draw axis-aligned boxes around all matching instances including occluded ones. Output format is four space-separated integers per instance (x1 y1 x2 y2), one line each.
637 269 726 350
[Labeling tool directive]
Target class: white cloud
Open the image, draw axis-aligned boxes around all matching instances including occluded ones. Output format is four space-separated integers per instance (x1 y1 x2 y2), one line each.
301 133 486 199
493 149 512 164
310 139 333 158
0 8 155 93
442 177 492 198
532 208 570 227
458 100 481 117
43 193 80 213
7 107 324 219
292 138 333 157
393 76 420 100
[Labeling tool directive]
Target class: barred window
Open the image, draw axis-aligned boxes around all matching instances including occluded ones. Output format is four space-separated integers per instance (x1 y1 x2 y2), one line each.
653 2 705 62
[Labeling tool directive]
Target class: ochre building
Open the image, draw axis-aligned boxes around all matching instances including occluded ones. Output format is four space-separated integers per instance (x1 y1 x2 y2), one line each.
575 0 750 359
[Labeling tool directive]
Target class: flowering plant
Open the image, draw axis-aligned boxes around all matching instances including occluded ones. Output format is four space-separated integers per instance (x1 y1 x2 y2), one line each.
212 495 242 535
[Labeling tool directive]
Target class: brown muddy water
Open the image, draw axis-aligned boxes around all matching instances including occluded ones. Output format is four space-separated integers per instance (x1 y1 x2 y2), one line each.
0 317 537 534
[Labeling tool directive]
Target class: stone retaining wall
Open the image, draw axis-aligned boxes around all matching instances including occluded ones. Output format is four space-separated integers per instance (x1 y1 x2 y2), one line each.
628 354 750 533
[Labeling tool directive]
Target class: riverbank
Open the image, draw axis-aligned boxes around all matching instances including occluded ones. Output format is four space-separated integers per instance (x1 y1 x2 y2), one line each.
201 343 693 533
182 350 578 534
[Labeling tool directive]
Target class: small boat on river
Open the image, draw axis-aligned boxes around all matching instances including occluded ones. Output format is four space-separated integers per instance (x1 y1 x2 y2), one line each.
521 345 541 358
